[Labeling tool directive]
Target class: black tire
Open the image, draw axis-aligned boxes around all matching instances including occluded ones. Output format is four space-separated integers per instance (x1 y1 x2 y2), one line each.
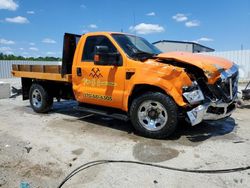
29 83 53 113
130 92 178 139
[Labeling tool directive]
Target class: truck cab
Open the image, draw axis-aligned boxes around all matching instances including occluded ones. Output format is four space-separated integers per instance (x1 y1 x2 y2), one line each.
12 32 239 139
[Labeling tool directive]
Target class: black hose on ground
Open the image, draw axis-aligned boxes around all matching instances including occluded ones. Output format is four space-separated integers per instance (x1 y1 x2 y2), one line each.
57 160 250 188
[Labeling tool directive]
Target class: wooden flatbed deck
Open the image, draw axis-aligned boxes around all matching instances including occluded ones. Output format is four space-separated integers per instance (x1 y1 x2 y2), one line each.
12 64 72 82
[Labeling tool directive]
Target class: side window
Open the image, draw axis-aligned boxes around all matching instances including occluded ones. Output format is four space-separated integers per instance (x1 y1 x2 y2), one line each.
82 36 117 61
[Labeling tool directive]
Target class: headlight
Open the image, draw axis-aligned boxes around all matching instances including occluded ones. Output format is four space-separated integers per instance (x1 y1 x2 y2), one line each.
183 82 204 105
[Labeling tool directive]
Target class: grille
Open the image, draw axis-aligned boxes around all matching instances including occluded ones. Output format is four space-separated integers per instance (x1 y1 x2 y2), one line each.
217 71 238 102
207 64 239 103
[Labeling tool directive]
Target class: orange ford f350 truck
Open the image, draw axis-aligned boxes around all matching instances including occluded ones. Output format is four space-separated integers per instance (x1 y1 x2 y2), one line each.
12 32 239 138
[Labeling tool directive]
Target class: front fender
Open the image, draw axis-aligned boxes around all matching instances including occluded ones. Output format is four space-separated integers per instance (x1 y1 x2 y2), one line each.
122 65 193 111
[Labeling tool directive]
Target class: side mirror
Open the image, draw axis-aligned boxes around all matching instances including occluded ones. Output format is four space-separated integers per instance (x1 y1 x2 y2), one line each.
94 45 122 66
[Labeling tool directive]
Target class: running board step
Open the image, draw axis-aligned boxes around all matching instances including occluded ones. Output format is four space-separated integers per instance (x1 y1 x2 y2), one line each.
74 106 129 121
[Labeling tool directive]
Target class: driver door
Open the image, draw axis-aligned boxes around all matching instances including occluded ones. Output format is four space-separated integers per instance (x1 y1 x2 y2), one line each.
75 35 125 109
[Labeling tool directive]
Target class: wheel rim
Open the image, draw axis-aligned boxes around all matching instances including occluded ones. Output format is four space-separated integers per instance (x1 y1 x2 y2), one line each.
32 89 42 108
137 100 168 131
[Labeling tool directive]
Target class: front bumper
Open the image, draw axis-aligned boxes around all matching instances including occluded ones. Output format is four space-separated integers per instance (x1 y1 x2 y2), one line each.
186 63 238 126
187 100 236 126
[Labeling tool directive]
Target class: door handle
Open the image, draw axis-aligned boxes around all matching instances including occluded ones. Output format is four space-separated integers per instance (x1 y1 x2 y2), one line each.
77 67 82 76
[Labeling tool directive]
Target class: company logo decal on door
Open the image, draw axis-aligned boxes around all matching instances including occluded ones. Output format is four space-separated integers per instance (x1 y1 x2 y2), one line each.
83 78 117 87
89 68 103 78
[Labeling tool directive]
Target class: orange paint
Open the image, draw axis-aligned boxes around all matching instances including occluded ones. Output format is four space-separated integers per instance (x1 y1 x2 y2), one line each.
157 52 233 84
12 71 72 82
12 32 234 112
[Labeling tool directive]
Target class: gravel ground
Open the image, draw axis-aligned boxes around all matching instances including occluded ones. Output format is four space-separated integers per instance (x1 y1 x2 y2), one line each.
0 78 250 188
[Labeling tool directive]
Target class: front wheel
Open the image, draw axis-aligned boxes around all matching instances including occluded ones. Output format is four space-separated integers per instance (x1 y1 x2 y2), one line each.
29 83 53 113
130 92 178 139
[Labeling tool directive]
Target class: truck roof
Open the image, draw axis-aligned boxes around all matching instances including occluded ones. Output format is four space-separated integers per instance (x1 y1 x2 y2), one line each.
82 31 134 36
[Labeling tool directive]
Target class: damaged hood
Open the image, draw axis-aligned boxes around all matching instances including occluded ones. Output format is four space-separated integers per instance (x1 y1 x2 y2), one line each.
156 52 233 83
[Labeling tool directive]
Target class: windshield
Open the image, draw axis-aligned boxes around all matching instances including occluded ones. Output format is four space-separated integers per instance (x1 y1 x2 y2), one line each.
112 34 162 60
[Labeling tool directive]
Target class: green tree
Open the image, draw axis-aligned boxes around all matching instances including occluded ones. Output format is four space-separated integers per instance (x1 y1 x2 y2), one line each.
0 53 61 61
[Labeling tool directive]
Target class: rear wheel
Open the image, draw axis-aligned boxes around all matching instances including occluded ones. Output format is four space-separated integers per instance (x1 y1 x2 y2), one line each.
130 92 178 139
29 83 53 113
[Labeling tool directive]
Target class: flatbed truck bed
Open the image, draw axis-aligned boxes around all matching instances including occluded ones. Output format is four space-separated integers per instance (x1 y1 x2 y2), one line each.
12 64 72 82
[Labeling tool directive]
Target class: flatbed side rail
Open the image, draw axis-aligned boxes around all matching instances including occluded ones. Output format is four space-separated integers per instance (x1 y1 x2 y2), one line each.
12 64 72 82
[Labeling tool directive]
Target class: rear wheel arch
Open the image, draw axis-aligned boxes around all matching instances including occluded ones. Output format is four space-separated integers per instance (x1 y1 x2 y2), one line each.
21 78 47 99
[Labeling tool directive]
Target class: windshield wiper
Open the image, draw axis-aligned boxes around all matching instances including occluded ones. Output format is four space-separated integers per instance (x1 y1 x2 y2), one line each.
132 50 157 60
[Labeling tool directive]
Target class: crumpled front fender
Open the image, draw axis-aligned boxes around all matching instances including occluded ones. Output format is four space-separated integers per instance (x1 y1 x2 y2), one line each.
123 62 193 111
